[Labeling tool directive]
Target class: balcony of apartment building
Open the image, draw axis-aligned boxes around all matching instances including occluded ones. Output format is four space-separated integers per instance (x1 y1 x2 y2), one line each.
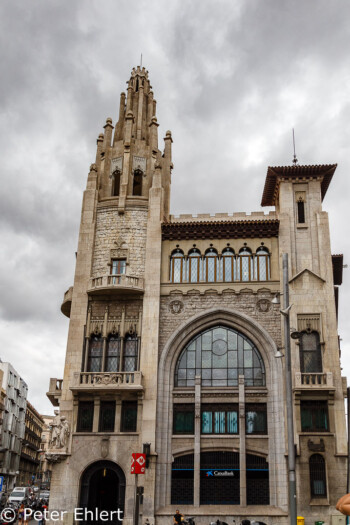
46 378 63 407
87 273 144 297
70 370 143 394
61 286 73 318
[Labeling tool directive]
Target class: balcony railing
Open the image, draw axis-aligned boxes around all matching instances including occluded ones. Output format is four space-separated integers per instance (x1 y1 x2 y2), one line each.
87 274 144 296
295 372 334 389
46 378 63 407
71 371 143 392
61 286 73 318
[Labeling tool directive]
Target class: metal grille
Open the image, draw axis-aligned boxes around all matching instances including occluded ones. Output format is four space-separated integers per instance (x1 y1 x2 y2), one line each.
200 451 240 504
171 454 194 505
300 332 322 373
99 401 115 432
175 326 265 387
246 454 269 505
309 454 327 497
77 401 94 432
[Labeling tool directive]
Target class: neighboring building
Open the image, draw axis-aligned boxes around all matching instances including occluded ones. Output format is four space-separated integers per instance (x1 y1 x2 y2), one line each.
46 66 347 524
18 401 44 486
0 362 27 491
37 415 54 487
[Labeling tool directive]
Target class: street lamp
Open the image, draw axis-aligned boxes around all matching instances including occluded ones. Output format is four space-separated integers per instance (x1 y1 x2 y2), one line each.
275 253 297 525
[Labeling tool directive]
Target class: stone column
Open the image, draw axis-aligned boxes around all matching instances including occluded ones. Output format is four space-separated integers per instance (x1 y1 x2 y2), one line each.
92 398 100 433
239 375 246 506
194 375 201 506
115 397 122 433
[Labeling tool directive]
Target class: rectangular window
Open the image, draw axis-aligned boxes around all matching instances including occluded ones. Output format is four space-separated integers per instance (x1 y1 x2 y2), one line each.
245 404 267 435
173 404 194 434
201 404 238 434
297 200 305 223
301 400 329 432
111 259 126 284
99 401 116 432
121 401 137 432
77 401 94 432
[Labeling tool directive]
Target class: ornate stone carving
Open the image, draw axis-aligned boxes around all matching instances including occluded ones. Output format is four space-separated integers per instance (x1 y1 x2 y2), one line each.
93 373 123 385
133 156 146 173
110 157 123 178
256 298 272 313
169 300 184 315
45 453 68 464
101 438 110 458
308 439 325 452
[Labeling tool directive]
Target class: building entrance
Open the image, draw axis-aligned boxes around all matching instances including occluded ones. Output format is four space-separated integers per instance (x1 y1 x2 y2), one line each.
79 460 125 524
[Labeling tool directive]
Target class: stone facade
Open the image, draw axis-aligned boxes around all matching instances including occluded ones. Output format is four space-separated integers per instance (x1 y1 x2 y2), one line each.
47 67 347 525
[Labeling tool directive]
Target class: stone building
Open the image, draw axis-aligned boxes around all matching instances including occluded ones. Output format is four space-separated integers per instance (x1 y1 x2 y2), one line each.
37 414 54 488
18 401 44 486
47 66 347 524
0 362 27 491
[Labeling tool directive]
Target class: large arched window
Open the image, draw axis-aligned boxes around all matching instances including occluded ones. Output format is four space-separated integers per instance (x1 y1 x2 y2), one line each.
123 333 138 371
87 335 103 372
309 454 327 498
106 334 121 372
204 248 218 282
300 331 322 373
175 326 265 387
170 249 185 283
238 247 253 281
222 248 236 282
187 249 201 283
254 247 270 281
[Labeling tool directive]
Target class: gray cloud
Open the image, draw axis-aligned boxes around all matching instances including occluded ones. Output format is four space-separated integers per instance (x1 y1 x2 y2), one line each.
1 0 350 413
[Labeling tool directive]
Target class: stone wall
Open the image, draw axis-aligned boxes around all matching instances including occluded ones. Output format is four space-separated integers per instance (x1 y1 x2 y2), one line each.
92 207 148 278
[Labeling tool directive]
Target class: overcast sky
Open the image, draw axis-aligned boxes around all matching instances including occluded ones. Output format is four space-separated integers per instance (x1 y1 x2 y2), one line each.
1 0 350 414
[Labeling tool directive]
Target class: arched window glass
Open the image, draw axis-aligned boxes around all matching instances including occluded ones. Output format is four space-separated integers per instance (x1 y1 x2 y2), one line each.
106 334 121 372
88 335 103 372
123 333 138 372
170 249 185 283
255 247 270 281
204 248 218 282
300 331 322 373
222 248 236 282
133 169 143 196
309 454 327 498
238 248 253 281
175 326 265 387
187 249 201 283
112 169 121 197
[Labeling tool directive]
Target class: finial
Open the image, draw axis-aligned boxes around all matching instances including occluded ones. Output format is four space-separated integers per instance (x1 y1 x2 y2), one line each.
292 128 298 165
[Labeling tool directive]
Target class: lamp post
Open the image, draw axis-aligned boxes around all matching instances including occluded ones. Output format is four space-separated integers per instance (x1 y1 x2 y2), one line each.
274 254 297 524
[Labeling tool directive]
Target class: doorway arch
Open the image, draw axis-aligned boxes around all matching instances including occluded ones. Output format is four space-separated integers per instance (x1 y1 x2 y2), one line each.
79 460 125 523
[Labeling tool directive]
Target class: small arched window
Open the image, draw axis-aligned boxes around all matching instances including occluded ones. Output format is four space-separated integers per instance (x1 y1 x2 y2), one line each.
123 333 138 372
309 454 327 498
222 248 236 282
87 335 103 372
255 247 270 281
238 247 253 281
112 169 121 197
187 249 201 283
204 248 218 282
133 169 143 196
300 331 322 373
106 334 121 372
170 249 185 283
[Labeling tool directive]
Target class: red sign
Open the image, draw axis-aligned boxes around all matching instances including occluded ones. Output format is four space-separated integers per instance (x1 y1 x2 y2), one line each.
131 453 146 474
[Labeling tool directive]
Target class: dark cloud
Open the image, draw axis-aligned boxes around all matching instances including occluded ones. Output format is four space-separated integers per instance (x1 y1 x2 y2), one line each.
1 0 350 413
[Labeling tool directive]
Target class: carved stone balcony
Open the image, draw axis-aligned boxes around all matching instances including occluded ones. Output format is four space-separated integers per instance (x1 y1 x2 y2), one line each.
87 274 144 297
46 378 63 407
294 372 335 393
70 371 143 393
61 286 73 318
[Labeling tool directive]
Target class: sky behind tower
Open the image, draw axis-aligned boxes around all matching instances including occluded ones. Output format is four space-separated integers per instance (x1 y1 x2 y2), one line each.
1 0 350 413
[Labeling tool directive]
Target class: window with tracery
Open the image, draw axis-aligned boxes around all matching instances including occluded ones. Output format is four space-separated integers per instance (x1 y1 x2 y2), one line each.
133 169 143 196
300 331 322 373
187 249 201 283
105 334 121 372
123 333 138 371
222 248 236 282
204 248 218 282
112 169 121 196
254 247 270 281
175 326 265 387
238 247 253 281
87 335 103 372
170 249 185 283
309 454 327 498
